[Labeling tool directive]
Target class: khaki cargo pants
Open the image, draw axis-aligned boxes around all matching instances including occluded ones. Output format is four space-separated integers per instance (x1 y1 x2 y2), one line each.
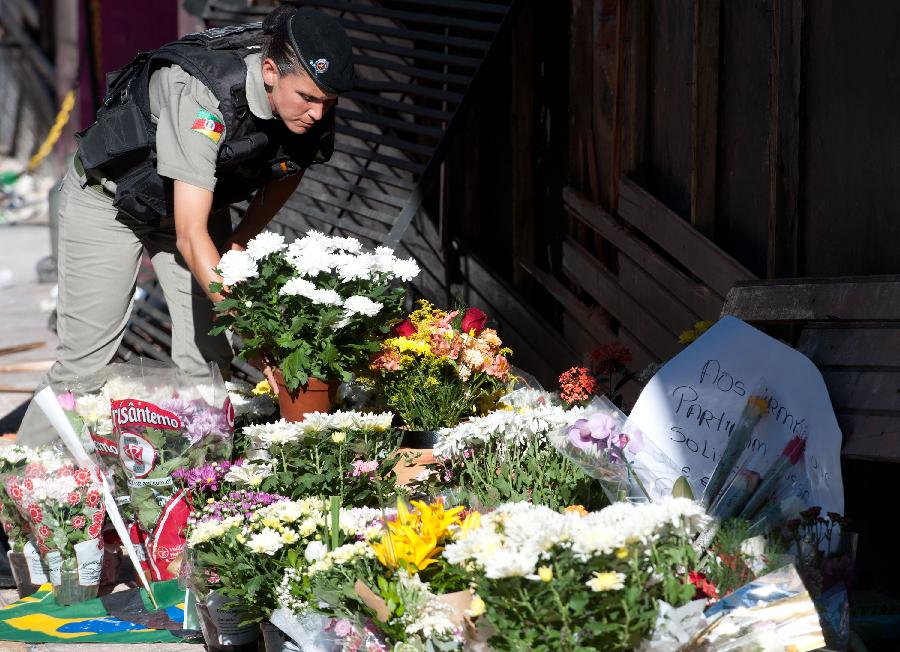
16 158 233 445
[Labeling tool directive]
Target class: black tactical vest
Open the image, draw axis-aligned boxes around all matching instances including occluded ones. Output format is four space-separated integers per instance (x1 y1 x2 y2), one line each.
74 22 334 224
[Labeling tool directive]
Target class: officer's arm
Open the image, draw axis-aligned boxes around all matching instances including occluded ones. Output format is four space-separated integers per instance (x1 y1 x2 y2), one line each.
225 173 303 252
173 180 225 302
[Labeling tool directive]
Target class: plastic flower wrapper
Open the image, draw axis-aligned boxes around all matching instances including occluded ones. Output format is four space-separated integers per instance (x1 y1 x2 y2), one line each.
0 444 32 552
639 565 824 652
2 449 106 590
105 359 235 581
549 395 685 503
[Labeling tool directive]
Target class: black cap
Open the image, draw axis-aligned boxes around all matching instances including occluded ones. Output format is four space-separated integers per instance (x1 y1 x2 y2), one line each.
286 9 355 94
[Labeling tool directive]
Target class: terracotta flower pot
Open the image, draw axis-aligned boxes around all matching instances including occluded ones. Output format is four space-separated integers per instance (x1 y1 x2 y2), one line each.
273 370 338 422
393 430 440 486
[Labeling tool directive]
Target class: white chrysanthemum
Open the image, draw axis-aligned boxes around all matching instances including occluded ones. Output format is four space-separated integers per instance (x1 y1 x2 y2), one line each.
188 516 242 546
586 571 626 592
279 277 343 306
332 252 375 282
246 231 286 260
224 462 272 488
246 527 285 555
217 249 259 286
301 410 393 433
0 446 28 465
243 420 302 446
343 295 383 317
304 540 328 563
435 404 583 457
285 236 336 277
392 256 420 282
330 236 362 253
74 393 110 425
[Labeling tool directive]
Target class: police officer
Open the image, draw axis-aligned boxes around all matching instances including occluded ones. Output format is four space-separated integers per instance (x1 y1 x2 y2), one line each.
16 6 354 443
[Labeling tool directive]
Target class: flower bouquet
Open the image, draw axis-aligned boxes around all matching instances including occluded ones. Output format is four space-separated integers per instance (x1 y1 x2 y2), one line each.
0 445 31 552
411 391 604 511
366 301 513 431
549 395 687 504
104 361 234 581
3 453 106 605
187 494 383 625
210 230 418 417
291 498 474 650
444 499 707 651
241 411 402 507
0 445 39 597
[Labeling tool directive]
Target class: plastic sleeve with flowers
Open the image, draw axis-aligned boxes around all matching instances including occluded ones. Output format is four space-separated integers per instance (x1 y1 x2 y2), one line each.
682 565 825 652
105 361 235 581
699 381 772 511
2 456 106 586
0 444 33 553
549 395 686 503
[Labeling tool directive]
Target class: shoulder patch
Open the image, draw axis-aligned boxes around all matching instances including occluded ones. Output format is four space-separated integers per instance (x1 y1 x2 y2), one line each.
191 108 224 143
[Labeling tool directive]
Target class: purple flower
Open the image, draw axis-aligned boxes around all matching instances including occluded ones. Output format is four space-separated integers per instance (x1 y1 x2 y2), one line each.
567 413 618 451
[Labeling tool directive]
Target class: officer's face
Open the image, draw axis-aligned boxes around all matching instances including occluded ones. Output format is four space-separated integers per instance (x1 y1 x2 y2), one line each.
263 58 336 134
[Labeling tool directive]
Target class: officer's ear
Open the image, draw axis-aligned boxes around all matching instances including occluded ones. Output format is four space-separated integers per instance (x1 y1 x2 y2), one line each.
262 57 280 88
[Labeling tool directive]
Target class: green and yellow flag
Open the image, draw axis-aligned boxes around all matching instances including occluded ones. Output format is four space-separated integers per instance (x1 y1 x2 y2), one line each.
0 580 199 643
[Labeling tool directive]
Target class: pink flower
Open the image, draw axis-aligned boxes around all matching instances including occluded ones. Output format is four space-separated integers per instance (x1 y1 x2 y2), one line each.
74 468 93 487
372 349 402 372
67 491 81 506
334 619 354 637
72 515 86 529
351 460 378 478
57 391 76 411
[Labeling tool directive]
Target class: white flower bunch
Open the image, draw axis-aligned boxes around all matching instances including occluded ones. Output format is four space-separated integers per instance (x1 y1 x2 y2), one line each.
0 445 28 465
224 461 272 488
242 419 304 446
24 447 69 473
394 570 459 641
434 403 585 458
217 230 420 330
187 515 243 546
306 540 374 576
443 498 708 580
300 410 393 433
74 393 112 433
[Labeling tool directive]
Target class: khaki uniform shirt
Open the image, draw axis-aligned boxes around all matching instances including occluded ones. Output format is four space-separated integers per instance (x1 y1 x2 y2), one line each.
149 53 272 192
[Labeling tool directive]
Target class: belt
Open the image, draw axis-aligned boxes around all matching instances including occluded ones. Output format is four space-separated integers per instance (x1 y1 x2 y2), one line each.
74 154 115 200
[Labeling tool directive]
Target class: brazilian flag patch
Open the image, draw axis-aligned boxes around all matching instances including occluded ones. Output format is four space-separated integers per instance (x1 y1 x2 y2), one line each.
191 108 224 143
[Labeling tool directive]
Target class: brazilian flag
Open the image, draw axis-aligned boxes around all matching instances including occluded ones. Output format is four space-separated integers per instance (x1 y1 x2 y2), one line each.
0 580 201 643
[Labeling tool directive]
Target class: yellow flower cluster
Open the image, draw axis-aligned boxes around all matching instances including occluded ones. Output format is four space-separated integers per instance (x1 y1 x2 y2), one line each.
677 320 715 346
370 500 465 572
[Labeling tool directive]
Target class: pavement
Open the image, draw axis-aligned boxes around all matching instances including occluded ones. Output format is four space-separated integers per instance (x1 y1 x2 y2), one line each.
0 222 56 434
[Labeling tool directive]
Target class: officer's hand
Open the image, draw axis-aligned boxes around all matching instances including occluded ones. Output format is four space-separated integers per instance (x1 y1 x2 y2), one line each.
248 354 279 392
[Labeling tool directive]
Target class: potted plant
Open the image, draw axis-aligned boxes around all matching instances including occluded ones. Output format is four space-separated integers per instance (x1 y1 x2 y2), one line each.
211 231 418 420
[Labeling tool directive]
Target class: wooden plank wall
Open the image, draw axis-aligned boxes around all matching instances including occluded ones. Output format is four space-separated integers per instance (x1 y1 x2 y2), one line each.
521 0 900 381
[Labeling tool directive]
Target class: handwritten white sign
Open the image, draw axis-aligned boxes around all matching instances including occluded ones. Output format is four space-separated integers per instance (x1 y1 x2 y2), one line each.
629 316 844 516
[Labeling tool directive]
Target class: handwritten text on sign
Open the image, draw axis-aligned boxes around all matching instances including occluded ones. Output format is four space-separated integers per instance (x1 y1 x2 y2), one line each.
629 317 843 516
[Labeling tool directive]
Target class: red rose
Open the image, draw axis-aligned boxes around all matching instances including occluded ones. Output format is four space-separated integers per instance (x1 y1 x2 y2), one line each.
88 523 102 539
74 468 92 487
67 491 81 506
461 308 488 335
393 319 418 337
72 515 86 529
